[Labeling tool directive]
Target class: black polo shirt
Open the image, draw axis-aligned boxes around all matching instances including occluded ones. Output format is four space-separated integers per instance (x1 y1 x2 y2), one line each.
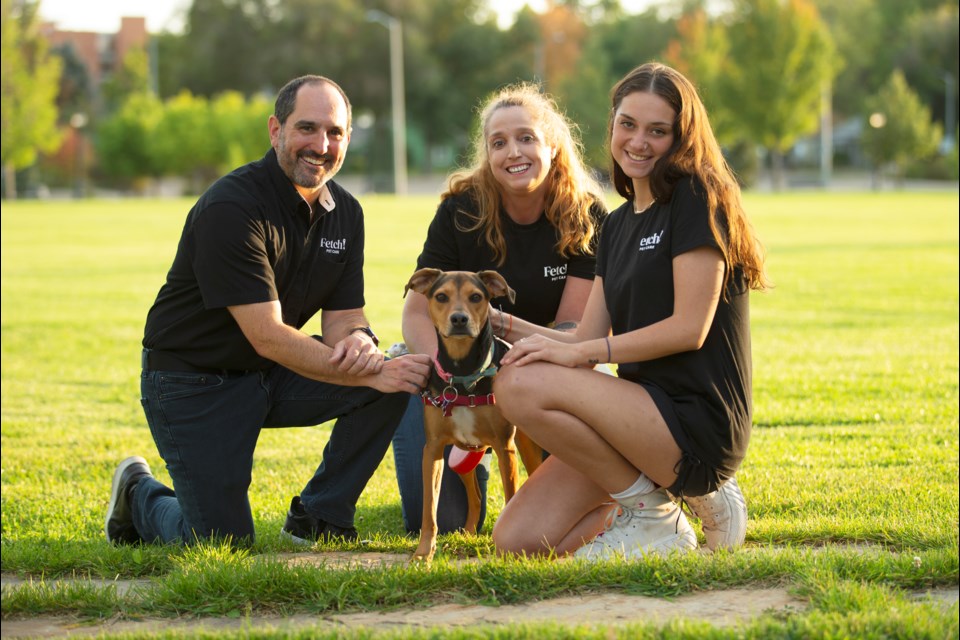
143 149 365 371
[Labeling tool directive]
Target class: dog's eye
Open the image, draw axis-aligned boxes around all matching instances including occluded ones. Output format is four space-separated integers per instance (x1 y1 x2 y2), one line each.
435 293 448 303
469 293 483 303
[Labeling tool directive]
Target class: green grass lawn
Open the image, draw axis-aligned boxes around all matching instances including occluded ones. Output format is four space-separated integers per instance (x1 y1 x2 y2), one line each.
1 190 958 638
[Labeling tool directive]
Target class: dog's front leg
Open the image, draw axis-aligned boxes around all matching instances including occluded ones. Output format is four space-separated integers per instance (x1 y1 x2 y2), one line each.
413 435 446 562
514 428 543 477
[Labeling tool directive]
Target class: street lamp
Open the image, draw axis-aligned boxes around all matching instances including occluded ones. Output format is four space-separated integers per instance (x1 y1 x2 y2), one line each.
70 112 88 198
366 10 408 195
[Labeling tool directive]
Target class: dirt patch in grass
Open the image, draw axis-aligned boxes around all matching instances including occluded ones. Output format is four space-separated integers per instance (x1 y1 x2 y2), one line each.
2 551 956 638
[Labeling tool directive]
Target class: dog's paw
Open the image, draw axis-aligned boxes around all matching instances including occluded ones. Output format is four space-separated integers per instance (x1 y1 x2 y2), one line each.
386 342 410 358
410 549 436 565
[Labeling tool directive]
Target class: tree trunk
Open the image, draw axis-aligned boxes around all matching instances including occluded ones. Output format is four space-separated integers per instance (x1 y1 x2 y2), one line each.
3 163 17 200
769 150 787 192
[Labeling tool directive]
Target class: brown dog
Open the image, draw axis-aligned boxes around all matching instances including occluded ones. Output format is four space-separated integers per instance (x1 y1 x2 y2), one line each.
404 268 542 561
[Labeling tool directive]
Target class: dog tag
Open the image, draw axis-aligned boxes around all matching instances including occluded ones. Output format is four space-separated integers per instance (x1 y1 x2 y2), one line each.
448 446 485 474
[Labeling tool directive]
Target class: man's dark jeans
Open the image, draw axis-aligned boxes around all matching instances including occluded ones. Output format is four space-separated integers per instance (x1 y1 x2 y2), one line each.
133 363 407 544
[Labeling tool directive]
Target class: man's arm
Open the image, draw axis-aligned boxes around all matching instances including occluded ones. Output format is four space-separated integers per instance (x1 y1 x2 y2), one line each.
228 301 430 393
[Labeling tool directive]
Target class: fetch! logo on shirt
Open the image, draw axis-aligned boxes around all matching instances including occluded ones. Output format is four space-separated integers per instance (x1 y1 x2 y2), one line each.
638 230 663 252
543 263 568 282
319 237 347 255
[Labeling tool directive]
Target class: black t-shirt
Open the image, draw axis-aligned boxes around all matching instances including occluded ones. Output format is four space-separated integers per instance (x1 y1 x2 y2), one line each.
415 191 605 326
596 177 752 474
143 149 365 371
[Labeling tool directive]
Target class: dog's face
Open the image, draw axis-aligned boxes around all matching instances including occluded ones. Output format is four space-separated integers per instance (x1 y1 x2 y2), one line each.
405 269 515 340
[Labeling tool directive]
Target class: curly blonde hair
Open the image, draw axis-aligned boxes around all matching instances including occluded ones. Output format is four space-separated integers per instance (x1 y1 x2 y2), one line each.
609 63 768 291
443 83 605 266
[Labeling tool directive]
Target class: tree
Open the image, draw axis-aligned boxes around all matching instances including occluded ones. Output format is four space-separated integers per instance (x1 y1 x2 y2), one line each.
95 92 163 189
537 2 587 92
719 0 837 190
101 45 151 114
664 7 761 186
894 4 959 127
556 34 614 169
210 90 272 174
861 70 942 187
1 0 63 198
151 91 219 193
163 0 274 98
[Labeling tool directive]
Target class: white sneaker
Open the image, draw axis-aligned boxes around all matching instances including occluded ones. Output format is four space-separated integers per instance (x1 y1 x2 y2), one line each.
574 489 698 560
684 477 747 551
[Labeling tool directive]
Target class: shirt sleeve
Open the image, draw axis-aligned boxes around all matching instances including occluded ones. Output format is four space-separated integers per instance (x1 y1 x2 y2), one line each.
566 200 607 280
191 202 278 309
416 198 464 271
670 178 720 257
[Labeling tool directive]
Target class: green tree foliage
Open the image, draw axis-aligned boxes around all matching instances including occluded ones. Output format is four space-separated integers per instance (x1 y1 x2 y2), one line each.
814 0 957 124
594 7 677 81
557 35 614 169
160 0 274 97
95 89 274 191
861 69 943 185
1 0 63 198
211 90 273 173
552 7 679 168
95 92 163 186
101 46 152 114
664 7 734 142
151 91 219 192
894 4 959 126
719 0 836 190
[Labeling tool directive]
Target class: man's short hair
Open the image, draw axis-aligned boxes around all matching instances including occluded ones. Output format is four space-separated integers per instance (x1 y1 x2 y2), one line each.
274 75 352 131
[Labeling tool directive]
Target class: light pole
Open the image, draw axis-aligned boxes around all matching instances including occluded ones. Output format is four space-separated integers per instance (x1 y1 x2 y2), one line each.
366 10 408 195
70 112 88 198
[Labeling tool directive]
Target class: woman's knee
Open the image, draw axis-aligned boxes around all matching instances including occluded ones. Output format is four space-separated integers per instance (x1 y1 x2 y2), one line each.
494 362 550 422
492 514 531 555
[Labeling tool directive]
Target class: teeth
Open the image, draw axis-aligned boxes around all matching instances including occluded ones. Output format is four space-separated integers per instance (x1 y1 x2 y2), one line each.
303 156 325 166
627 152 649 162
507 164 530 174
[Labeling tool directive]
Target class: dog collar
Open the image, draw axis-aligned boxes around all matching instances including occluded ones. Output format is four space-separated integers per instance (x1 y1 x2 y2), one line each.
432 341 497 392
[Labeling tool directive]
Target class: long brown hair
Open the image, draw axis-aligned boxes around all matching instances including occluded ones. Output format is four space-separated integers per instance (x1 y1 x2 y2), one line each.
444 83 605 266
609 63 768 291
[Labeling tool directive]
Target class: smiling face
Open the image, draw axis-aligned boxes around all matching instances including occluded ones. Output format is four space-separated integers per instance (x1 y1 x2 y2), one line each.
610 91 677 189
269 82 351 201
484 105 555 198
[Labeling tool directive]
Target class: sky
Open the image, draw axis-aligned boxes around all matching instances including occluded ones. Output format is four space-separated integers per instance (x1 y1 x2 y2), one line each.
39 0 653 33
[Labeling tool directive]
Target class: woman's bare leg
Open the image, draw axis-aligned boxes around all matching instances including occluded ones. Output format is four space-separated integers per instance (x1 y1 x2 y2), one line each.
493 455 612 556
494 362 682 492
494 361 697 558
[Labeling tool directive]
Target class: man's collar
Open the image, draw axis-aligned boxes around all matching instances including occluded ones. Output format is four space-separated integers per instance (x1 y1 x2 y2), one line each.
315 184 336 213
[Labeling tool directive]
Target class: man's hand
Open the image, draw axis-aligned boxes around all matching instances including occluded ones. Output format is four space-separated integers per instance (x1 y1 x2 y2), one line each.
329 331 383 376
370 353 432 394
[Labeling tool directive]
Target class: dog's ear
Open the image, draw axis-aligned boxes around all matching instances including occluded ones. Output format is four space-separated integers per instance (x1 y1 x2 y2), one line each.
404 268 444 298
476 270 516 304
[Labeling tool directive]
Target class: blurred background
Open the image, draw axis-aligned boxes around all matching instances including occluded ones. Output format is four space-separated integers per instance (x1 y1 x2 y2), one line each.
2 0 957 199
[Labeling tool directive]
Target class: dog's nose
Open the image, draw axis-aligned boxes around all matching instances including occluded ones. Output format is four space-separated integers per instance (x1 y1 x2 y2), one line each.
450 312 470 328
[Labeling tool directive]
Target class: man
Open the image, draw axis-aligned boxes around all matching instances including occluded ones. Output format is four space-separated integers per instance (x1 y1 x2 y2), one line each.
105 75 431 546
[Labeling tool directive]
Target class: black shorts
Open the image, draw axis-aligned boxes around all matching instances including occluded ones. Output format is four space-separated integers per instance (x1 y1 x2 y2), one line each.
640 382 733 498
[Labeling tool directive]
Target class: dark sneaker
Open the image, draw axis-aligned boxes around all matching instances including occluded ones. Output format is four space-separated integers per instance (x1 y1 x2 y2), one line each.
280 496 359 544
105 456 153 544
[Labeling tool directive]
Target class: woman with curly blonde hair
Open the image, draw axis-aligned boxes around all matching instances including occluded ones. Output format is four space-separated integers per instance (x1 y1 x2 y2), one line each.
392 82 608 535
